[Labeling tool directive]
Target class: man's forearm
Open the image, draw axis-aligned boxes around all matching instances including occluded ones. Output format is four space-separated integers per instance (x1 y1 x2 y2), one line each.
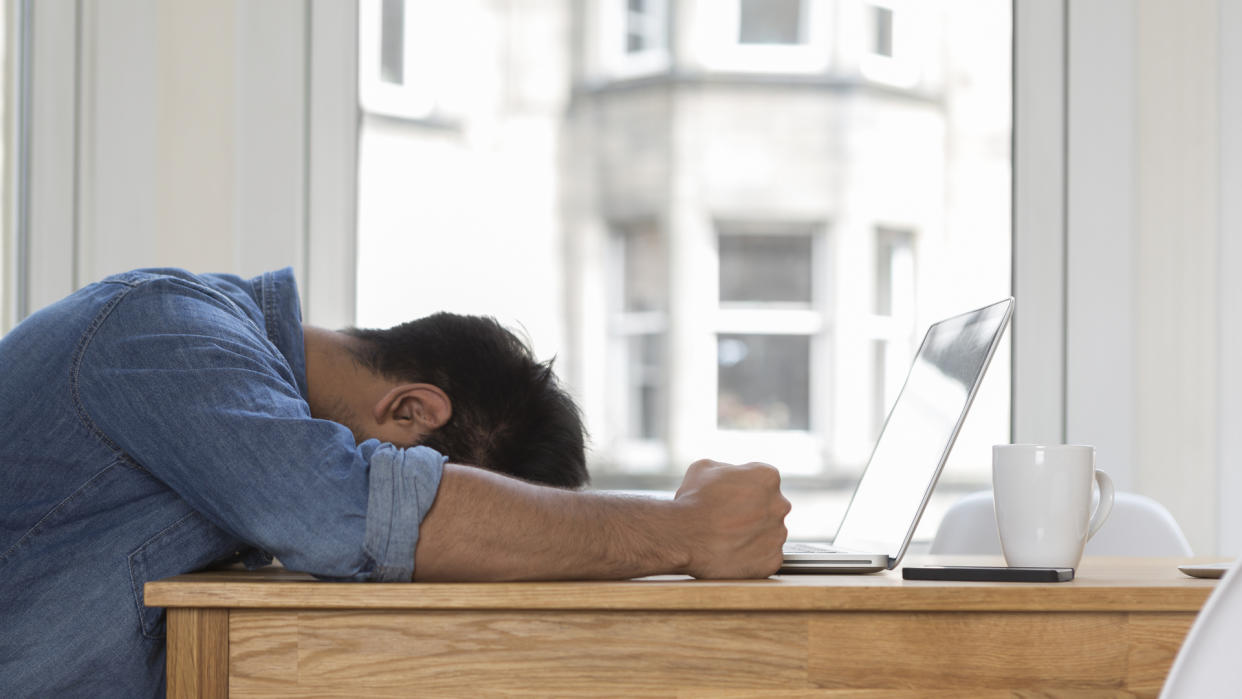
413 464 691 581
412 459 790 581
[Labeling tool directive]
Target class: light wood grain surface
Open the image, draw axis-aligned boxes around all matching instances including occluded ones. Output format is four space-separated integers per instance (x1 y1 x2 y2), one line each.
222 609 1199 697
147 556 1221 612
148 556 1226 698
166 607 228 699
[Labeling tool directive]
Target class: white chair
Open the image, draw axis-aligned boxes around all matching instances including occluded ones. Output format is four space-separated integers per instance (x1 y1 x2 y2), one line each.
1160 557 1242 697
929 490 1193 556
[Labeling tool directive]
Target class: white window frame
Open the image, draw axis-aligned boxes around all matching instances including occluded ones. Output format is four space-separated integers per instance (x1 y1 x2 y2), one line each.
306 0 360 329
20 0 76 318
16 0 357 329
697 0 832 74
2 0 28 334
1011 0 1065 447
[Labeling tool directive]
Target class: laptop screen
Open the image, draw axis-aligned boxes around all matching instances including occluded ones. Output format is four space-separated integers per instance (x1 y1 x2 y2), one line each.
831 298 1013 559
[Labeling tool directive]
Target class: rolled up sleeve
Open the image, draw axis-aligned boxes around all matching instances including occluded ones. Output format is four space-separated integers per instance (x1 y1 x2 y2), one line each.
362 443 446 581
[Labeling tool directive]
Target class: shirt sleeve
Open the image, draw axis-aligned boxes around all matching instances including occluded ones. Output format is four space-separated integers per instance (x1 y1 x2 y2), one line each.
76 276 444 581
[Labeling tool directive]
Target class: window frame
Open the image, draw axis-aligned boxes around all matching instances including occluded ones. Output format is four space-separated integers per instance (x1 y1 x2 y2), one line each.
1 0 25 334
607 219 670 473
710 222 827 477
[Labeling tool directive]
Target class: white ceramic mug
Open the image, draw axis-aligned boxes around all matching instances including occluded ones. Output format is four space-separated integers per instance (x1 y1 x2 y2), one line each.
992 444 1114 569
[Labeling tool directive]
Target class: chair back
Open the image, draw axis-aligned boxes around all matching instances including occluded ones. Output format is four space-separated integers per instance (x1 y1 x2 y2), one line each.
1160 557 1242 697
929 490 1193 556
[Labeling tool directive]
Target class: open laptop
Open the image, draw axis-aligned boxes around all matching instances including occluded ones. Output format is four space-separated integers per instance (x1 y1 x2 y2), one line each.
779 297 1014 573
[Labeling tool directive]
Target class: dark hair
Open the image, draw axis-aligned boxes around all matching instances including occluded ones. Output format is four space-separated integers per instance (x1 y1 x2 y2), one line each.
345 313 588 488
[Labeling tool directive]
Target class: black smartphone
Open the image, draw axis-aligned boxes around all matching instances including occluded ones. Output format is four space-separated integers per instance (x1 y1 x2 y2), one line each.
901 565 1074 582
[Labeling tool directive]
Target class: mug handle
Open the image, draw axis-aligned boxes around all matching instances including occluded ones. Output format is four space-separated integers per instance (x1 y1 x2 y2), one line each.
1086 469 1115 540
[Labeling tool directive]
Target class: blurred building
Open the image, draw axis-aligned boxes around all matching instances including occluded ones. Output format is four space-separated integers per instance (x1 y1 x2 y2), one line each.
356 0 1011 493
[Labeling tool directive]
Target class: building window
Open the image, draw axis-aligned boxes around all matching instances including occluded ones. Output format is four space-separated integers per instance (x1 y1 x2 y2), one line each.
626 0 666 54
379 0 406 84
872 5 895 58
738 0 805 46
358 0 472 120
699 0 830 73
871 227 916 434
612 221 667 444
719 334 811 430
860 2 921 88
601 0 670 77
716 225 822 435
719 233 813 304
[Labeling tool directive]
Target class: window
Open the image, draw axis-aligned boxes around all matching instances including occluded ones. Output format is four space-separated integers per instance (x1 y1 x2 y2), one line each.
625 0 666 54
872 5 895 58
860 2 921 88
358 0 477 120
698 0 830 73
871 228 916 435
718 334 811 430
738 0 804 45
354 0 1012 541
601 0 669 77
612 221 667 446
716 227 819 436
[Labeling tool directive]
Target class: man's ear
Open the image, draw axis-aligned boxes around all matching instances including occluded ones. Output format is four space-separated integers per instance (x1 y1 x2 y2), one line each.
372 383 452 432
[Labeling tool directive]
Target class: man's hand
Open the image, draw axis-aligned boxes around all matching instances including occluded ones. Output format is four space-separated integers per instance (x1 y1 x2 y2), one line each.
672 460 792 579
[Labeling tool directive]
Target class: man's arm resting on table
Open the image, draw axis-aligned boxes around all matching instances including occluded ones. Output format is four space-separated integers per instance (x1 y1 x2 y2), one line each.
413 459 791 581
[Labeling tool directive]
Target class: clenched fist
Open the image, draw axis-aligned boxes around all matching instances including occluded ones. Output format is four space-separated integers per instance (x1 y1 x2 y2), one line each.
671 459 792 579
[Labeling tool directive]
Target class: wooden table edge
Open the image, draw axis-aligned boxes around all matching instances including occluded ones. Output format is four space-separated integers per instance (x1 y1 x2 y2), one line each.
146 557 1226 613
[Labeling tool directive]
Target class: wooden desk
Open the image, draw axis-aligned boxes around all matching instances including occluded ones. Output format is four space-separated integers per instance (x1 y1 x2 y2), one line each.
146 556 1223 697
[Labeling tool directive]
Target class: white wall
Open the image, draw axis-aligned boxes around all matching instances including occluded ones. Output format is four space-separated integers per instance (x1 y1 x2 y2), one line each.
78 2 305 286
23 0 356 328
1064 0 1239 555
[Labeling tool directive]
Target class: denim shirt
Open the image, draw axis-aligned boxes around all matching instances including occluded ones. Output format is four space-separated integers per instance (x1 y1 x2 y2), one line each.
0 268 445 698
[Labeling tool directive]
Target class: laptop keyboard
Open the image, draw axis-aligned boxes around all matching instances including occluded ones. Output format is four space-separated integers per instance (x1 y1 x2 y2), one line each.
783 542 842 554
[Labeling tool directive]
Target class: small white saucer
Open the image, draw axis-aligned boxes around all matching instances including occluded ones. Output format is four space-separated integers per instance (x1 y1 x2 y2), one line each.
1178 563 1232 579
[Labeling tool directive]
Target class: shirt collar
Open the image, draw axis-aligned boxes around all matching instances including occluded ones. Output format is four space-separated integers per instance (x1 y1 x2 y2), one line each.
259 267 310 402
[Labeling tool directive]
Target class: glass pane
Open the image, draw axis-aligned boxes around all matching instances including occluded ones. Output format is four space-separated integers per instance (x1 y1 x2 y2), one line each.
628 334 665 439
875 228 914 316
380 0 405 85
873 6 894 57
739 0 803 45
621 223 665 312
354 2 1013 539
719 233 812 304
718 334 810 430
625 0 663 55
